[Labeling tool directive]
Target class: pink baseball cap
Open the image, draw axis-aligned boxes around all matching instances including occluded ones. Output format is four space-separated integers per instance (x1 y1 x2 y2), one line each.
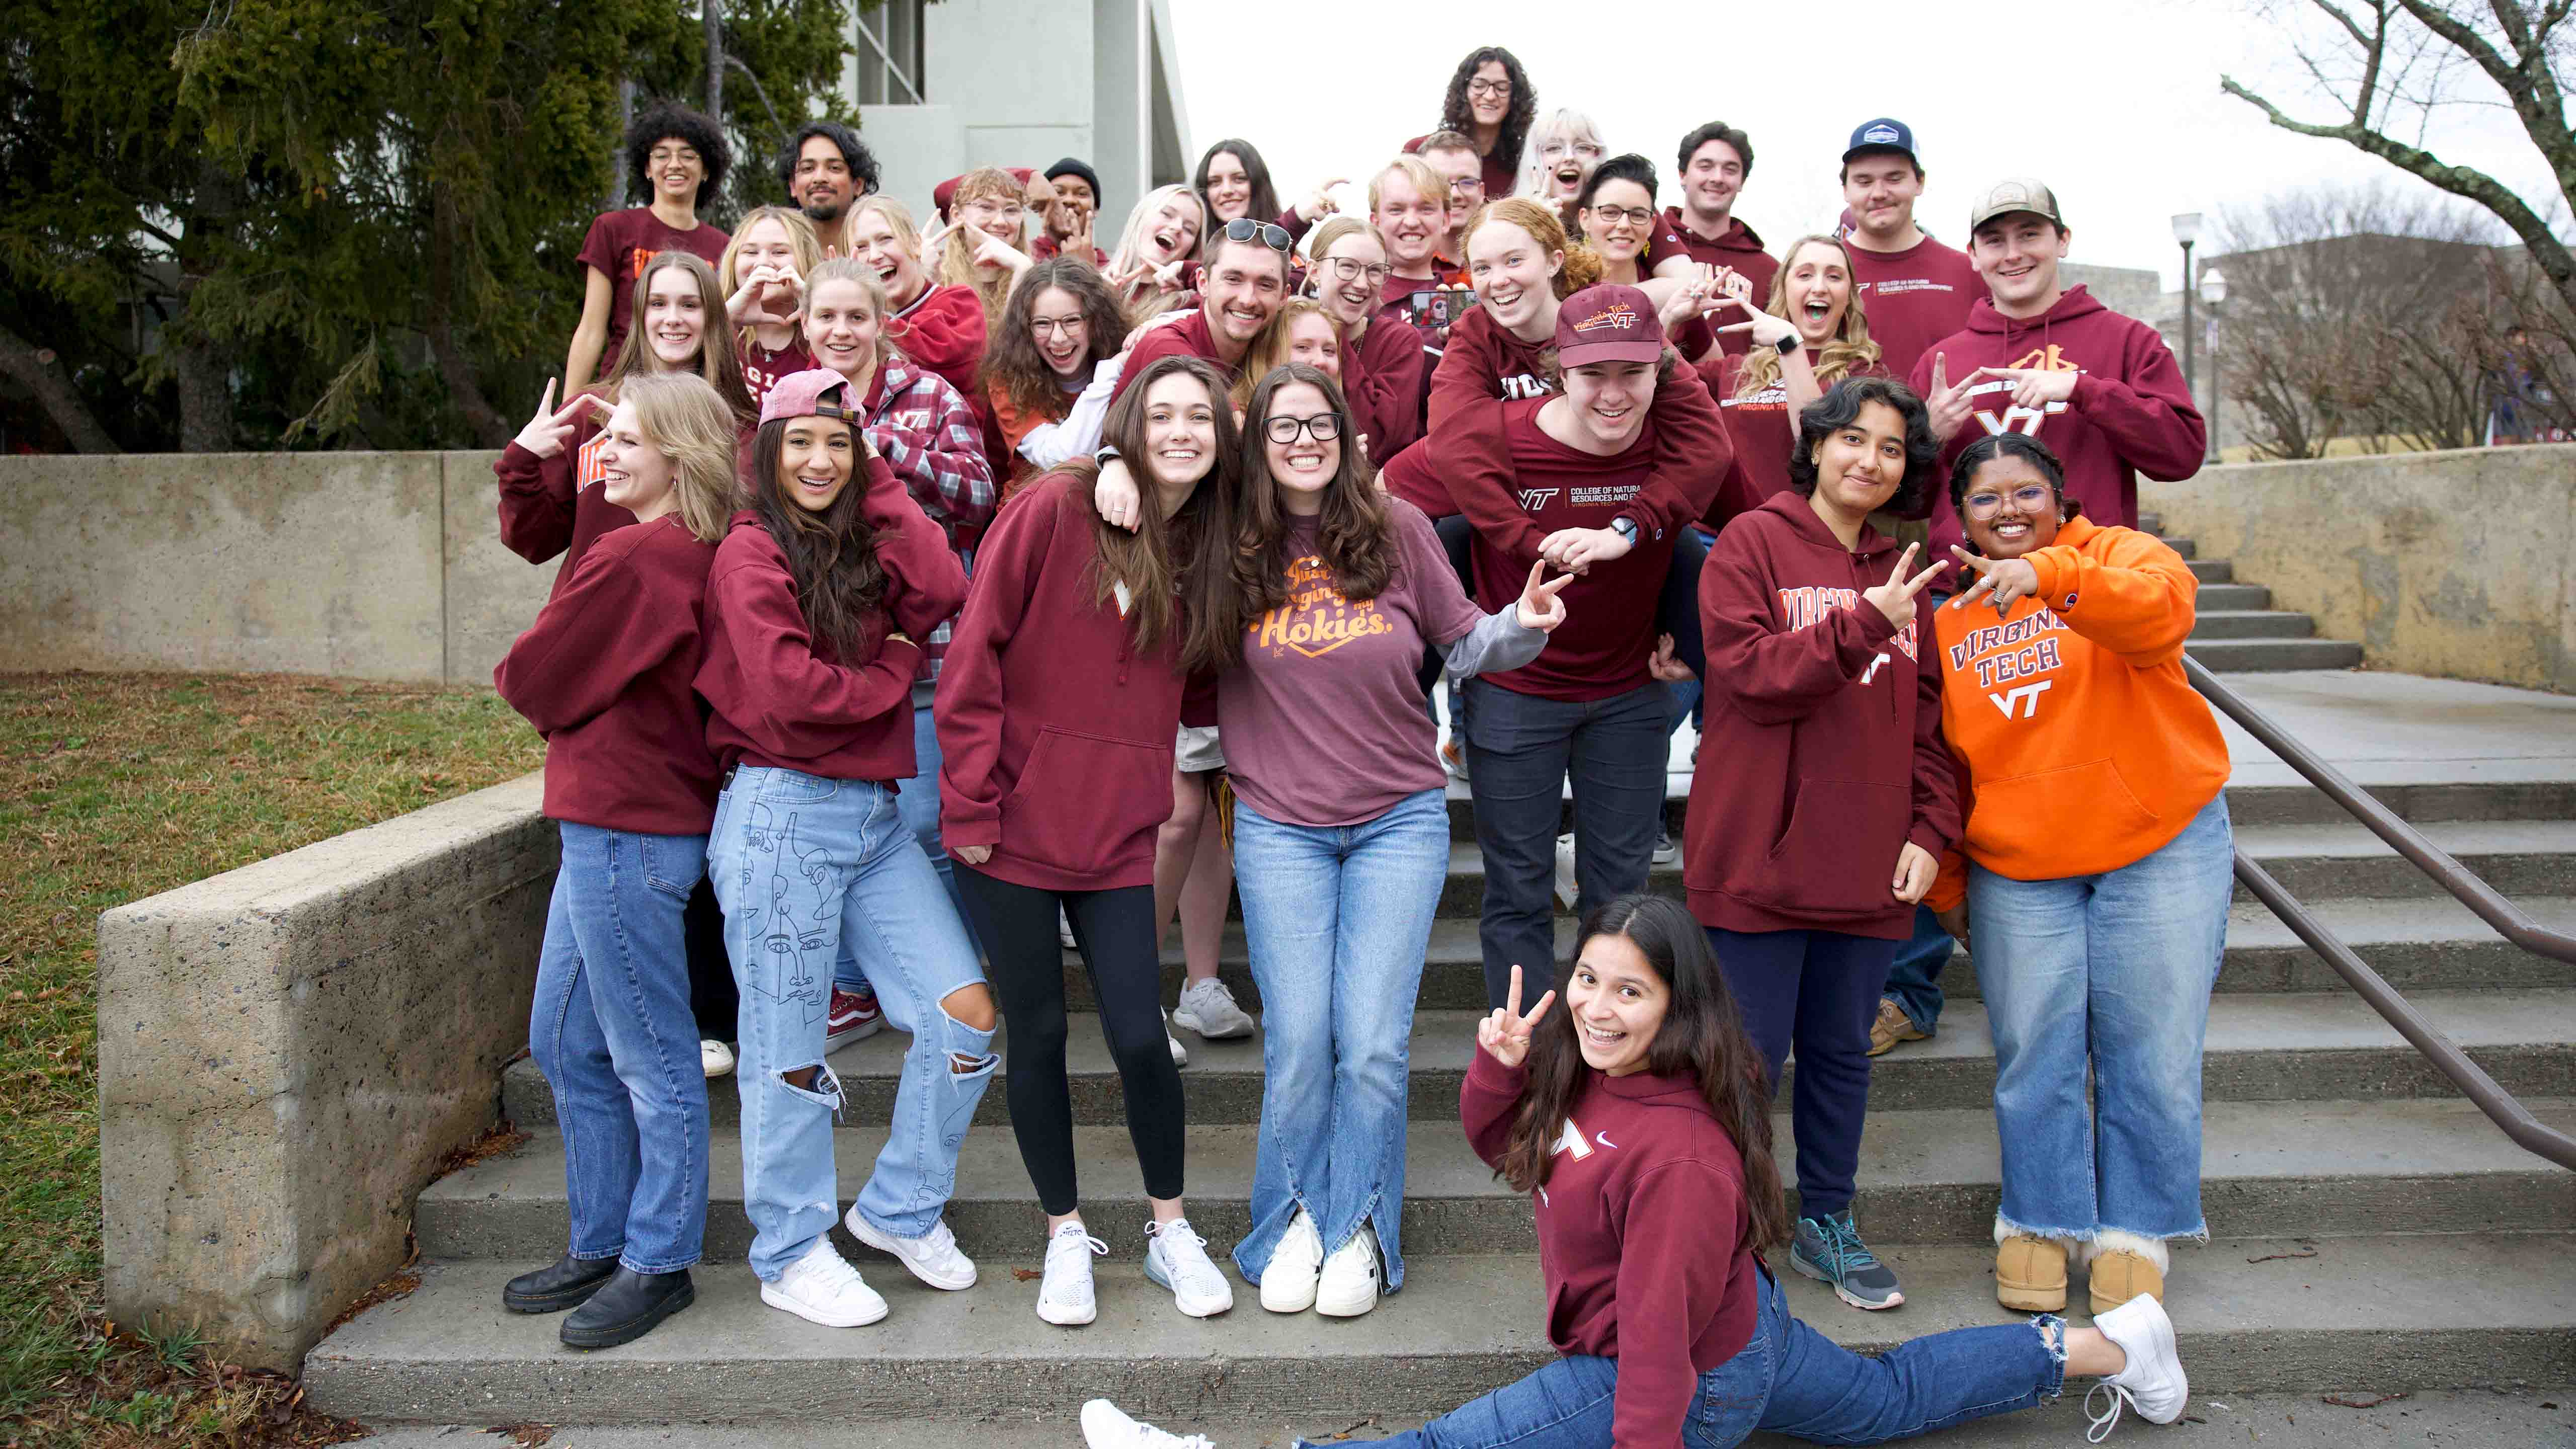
759 369 860 427
1554 284 1666 367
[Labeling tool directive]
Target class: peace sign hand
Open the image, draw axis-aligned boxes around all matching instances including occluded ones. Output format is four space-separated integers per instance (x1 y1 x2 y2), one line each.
1515 559 1575 632
1925 352 1977 443
512 380 606 459
1477 964 1556 1069
1857 542 1948 632
1948 546 2043 615
1709 294 1799 349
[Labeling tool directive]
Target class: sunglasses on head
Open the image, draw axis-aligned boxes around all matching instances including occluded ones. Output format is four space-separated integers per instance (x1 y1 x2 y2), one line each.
1223 217 1294 252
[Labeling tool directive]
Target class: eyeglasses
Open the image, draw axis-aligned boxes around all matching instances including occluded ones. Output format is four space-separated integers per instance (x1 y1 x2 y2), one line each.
1448 176 1486 195
1467 79 1511 98
964 201 1026 224
1964 484 2055 519
1224 217 1293 252
1321 257 1393 285
1585 204 1655 228
1031 316 1087 339
1264 413 1343 443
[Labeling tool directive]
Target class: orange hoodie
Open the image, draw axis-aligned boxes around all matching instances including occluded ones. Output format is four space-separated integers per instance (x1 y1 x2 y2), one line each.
1926 516 2229 910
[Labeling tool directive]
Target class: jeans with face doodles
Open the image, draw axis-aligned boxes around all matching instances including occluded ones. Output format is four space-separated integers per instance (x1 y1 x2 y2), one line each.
1308 1266 2064 1448
1230 788 1450 1291
1971 793 2232 1243
529 822 711 1274
710 766 997 1280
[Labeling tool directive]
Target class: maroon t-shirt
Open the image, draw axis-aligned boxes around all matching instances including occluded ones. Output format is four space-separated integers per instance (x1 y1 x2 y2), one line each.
577 208 731 364
1843 233 1977 384
1698 351 1891 520
741 336 816 408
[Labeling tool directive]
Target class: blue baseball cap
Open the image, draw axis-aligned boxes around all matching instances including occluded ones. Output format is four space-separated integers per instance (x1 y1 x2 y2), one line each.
1843 118 1919 166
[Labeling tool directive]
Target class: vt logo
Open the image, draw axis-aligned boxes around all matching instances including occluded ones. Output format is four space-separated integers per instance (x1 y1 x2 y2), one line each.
1519 489 1560 513
1988 680 2052 718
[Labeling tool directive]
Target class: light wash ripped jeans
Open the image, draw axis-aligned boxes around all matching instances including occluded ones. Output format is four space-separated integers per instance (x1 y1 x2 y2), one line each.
709 765 996 1280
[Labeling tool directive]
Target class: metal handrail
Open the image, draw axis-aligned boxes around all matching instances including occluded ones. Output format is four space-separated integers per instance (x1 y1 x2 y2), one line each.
2186 655 2576 1170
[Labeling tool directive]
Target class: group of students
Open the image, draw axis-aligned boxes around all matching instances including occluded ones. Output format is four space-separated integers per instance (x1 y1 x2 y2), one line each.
493 45 2225 1449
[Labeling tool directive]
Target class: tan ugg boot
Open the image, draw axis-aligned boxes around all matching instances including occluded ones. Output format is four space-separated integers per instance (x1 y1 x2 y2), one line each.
1994 1233 2068 1312
2084 1231 2171 1314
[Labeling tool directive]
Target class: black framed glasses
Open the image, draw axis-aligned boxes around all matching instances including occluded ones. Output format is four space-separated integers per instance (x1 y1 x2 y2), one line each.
1224 217 1294 252
1467 79 1511 98
1585 204 1656 228
1265 413 1343 444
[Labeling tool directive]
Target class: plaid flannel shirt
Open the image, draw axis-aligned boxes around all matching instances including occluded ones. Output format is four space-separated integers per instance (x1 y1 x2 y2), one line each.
864 357 997 684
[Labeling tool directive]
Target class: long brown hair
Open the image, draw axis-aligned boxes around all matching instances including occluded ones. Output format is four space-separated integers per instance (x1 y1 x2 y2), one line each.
605 251 757 425
1497 895 1790 1255
1214 364 1393 670
1056 354 1239 673
744 406 888 662
984 258 1125 426
1734 234 1883 399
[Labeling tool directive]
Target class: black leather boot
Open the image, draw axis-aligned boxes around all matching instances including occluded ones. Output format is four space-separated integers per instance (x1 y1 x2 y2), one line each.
560 1266 696 1349
502 1252 618 1314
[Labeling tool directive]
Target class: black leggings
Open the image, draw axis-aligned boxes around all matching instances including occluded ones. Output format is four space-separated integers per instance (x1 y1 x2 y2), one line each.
955 868 1185 1214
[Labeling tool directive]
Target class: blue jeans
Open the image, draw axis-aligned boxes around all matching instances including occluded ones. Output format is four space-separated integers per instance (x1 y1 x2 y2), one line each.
1971 793 2233 1242
1465 679 1670 1008
1706 927 1895 1222
709 766 998 1279
1230 788 1450 1292
1880 908 1956 1036
1317 1267 2063 1448
529 822 712 1274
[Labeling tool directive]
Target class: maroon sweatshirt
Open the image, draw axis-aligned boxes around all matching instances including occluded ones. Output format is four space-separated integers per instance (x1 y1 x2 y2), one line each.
1690 494 1959 938
494 516 722 837
1844 234 1978 385
1109 307 1239 406
1661 211 1779 359
1695 351 1890 523
1401 305 1739 539
1906 286 2207 561
1342 313 1431 464
1462 1051 1757 1449
495 414 628 597
936 472 1192 891
694 465 969 784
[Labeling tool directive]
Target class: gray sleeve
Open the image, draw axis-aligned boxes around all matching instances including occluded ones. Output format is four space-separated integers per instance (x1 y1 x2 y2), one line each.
1442 605 1548 680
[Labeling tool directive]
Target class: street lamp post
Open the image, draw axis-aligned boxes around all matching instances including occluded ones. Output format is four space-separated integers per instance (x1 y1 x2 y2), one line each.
2199 265 2228 465
2171 212 2203 400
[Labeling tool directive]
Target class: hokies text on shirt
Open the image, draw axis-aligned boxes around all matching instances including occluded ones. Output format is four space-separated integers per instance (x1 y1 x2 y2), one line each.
1776 585 1920 662
1248 554 1393 656
1499 372 1552 400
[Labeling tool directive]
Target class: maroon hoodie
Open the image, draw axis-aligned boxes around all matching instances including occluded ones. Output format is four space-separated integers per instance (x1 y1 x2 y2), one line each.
1690 494 1958 938
1906 285 2207 561
1661 209 1779 358
494 516 722 837
1462 1051 1757 1449
695 462 969 784
1342 313 1431 464
1110 307 1239 407
937 472 1193 891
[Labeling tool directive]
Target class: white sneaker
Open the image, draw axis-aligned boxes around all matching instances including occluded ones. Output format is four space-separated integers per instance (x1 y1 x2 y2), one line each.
760 1236 887 1327
2086 1293 2188 1441
1165 1010 1188 1068
1080 1399 1213 1449
1652 826 1680 867
1258 1207 1324 1314
1440 737 1470 784
700 1039 736 1078
1552 833 1579 911
1143 1217 1234 1317
1037 1221 1107 1326
1315 1221 1383 1317
844 1205 977 1291
1173 978 1255 1039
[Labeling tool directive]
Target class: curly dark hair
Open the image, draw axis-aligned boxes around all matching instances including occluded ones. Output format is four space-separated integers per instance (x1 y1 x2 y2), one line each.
625 102 731 210
1211 363 1395 670
774 121 881 204
746 407 889 664
982 258 1128 430
1438 47 1535 172
1786 376 1939 516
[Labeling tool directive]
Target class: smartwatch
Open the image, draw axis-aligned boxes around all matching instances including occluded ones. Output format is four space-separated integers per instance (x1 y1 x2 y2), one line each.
1609 517 1641 547
1775 334 1803 356
1093 445 1122 466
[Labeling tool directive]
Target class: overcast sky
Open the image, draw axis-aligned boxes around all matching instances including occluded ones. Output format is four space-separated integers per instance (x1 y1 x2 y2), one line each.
1162 0 2560 290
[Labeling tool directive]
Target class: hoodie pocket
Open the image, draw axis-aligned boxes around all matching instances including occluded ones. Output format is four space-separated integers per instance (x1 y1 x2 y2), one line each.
1968 757 2161 875
1746 778 1907 917
999 726 1173 875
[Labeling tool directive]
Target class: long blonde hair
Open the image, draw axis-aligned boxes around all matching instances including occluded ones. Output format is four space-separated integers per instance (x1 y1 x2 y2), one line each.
615 372 741 542
936 168 1026 324
719 206 822 351
1108 184 1207 328
1732 234 1883 399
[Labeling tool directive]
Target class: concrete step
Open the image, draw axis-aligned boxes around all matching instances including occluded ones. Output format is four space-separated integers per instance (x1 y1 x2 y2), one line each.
502 990 2576 1130
2191 610 2317 641
421 1097 2576 1265
1082 896 2576 1013
2160 535 2198 558
303 1233 2576 1424
2186 638 2364 670
2140 511 2164 533
2189 557 2234 584
2196 581 2273 610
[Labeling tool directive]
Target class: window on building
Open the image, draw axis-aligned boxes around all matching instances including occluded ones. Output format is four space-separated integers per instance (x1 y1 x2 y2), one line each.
852 0 927 105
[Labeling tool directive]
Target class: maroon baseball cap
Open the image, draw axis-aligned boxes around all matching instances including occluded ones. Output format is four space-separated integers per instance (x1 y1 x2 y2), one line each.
1554 284 1666 367
759 368 861 428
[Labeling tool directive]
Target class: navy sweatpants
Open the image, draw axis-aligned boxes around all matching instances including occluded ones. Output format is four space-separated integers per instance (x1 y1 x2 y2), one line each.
1706 926 1898 1221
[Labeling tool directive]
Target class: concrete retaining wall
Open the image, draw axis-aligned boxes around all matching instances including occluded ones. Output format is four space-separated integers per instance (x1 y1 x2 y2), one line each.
2148 445 2576 693
99 774 552 1372
0 450 538 686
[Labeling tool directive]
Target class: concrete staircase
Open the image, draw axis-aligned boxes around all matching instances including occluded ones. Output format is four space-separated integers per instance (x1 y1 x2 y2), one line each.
308 680 2576 1432
2146 510 2366 673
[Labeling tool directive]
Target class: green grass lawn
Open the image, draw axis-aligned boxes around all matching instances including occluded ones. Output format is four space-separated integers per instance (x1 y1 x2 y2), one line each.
0 672 543 1446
